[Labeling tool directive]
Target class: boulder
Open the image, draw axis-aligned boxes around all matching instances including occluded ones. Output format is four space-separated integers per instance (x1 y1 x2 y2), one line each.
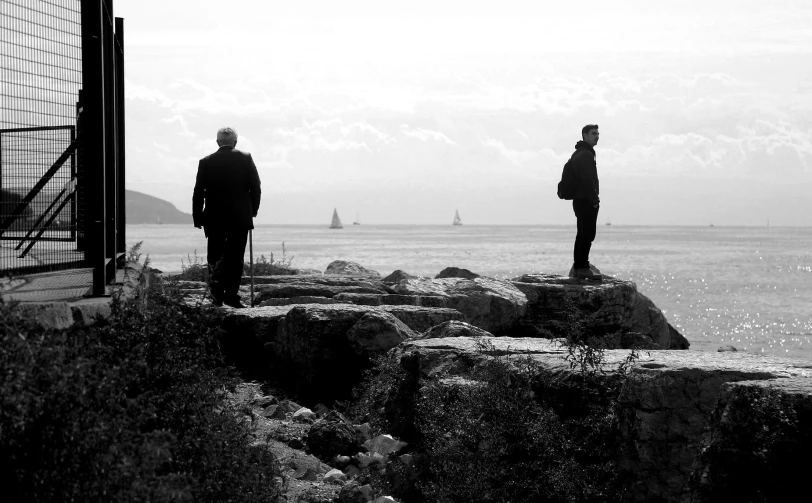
346 311 417 356
382 270 416 283
325 260 381 278
308 419 359 459
511 273 688 349
420 320 493 340
386 336 812 503
393 277 527 334
717 345 738 352
435 267 480 280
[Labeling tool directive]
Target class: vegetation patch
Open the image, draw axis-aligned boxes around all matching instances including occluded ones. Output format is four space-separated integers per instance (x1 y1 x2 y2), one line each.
0 259 283 502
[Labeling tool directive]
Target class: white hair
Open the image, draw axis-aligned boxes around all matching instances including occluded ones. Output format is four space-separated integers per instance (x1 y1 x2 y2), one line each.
216 127 238 146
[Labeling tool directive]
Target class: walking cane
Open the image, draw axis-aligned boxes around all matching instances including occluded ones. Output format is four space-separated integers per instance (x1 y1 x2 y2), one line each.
249 229 255 307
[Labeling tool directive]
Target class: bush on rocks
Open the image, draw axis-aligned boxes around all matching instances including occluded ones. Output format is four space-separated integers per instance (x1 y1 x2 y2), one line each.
0 275 283 502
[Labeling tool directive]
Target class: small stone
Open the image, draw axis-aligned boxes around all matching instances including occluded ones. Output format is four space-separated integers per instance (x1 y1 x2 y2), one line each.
293 407 316 422
333 455 352 468
354 451 386 468
324 468 347 484
288 437 304 449
363 434 408 456
718 345 738 352
262 404 287 420
342 465 361 479
338 481 372 503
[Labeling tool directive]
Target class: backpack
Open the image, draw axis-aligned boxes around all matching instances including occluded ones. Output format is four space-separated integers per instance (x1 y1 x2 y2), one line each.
557 156 577 200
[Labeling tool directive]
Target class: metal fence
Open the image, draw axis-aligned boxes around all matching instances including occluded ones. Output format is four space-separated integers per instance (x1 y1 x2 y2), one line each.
1 0 124 294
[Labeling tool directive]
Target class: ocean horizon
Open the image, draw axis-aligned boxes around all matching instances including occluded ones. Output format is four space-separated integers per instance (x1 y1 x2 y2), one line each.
127 224 812 360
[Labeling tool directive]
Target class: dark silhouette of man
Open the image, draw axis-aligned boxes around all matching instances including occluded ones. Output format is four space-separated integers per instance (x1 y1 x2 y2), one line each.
193 127 261 307
570 124 602 280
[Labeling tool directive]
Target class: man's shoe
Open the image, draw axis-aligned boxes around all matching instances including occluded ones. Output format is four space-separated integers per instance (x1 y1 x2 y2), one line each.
588 263 602 275
574 268 602 281
568 264 577 278
209 288 224 307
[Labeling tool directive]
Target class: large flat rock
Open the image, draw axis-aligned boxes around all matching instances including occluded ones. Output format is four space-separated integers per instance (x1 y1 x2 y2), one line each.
387 337 812 503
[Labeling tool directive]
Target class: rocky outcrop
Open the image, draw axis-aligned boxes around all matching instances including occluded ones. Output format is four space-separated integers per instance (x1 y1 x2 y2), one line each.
393 277 527 334
385 337 812 503
221 303 463 400
324 260 381 278
511 273 689 349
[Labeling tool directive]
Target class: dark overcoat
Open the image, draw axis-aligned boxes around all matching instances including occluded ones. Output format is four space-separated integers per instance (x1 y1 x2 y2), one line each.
192 145 261 232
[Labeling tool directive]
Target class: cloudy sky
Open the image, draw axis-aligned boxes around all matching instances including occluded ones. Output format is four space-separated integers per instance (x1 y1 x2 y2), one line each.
117 0 812 226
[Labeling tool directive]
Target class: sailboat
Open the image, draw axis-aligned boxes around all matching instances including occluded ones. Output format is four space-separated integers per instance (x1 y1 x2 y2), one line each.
452 210 463 226
330 208 343 229
353 212 361 225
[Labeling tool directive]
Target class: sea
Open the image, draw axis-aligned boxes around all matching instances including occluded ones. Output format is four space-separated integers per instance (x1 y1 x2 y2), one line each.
127 224 812 360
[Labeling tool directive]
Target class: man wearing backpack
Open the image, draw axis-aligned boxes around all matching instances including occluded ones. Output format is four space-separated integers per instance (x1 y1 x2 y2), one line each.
568 124 602 280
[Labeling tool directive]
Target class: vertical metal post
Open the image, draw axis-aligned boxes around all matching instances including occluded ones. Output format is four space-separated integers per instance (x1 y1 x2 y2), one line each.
115 17 125 266
70 127 77 241
81 0 108 295
103 0 116 282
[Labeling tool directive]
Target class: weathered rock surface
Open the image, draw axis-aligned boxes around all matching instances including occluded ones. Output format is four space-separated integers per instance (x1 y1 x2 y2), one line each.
385 337 812 503
325 260 381 278
382 270 416 283
346 311 417 355
435 267 480 280
393 277 527 333
221 304 462 400
511 273 689 349
307 419 359 459
419 320 493 340
686 377 812 503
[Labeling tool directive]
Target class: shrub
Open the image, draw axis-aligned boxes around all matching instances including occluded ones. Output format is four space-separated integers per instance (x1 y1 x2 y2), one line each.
178 250 209 282
347 299 640 503
243 242 296 276
0 267 283 502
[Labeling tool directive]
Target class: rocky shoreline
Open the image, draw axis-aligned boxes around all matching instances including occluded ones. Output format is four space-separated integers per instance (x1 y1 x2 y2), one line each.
194 261 810 503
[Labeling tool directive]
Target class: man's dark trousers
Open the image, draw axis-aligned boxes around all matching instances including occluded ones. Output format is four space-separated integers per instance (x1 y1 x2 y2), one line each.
206 227 248 301
573 198 599 269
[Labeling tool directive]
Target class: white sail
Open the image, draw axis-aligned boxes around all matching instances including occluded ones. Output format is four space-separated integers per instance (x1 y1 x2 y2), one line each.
330 208 343 229
452 210 462 226
353 212 361 225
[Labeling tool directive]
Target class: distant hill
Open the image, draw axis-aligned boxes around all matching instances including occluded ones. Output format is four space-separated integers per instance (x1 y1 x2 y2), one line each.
126 190 192 224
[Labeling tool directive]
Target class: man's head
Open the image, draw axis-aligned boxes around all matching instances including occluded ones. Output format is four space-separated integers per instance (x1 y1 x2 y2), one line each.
581 124 599 146
216 127 238 147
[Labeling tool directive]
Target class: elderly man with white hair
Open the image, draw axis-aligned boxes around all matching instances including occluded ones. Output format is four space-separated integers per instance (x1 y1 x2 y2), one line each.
192 127 262 308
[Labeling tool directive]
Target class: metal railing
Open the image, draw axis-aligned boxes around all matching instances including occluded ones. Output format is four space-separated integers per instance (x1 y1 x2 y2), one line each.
1 0 125 294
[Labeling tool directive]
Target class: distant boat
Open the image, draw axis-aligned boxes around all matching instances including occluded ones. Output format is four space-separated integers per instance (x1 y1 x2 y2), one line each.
452 210 463 226
353 212 361 225
330 208 343 229
605 216 611 226
156 215 163 225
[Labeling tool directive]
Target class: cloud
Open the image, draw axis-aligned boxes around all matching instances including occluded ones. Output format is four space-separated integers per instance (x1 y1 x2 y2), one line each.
400 126 458 146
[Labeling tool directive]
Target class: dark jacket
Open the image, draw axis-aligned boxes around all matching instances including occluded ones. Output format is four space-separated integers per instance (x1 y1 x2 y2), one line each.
192 146 261 231
571 140 599 206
